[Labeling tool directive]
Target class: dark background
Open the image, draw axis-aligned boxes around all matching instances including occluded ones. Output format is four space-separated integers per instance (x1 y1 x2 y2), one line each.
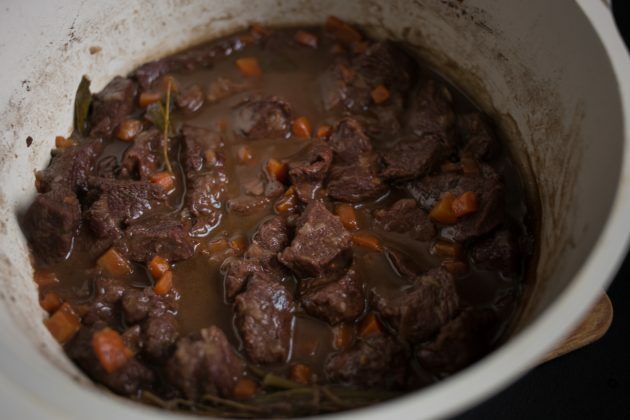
455 2 630 419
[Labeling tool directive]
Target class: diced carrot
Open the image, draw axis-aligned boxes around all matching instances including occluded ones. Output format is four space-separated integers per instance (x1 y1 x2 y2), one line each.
205 149 218 166
441 259 469 275
451 191 478 218
429 193 458 225
250 22 270 39
325 16 362 45
267 158 288 184
34 269 59 287
235 57 262 77
332 323 354 349
233 378 257 400
237 145 253 163
44 303 81 344
115 119 144 141
139 91 163 107
55 135 76 149
92 327 133 374
294 30 318 48
149 171 175 192
461 156 480 175
230 237 247 255
432 240 462 258
371 84 390 104
153 271 173 296
316 124 332 139
40 292 62 313
97 248 133 277
441 162 460 173
148 255 169 280
335 203 359 231
358 313 383 338
275 188 298 214
352 232 383 252
292 116 312 139
352 40 369 54
290 363 313 385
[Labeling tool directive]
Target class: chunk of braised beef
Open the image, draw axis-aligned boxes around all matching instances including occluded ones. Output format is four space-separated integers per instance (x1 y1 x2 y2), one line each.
417 308 498 376
301 265 365 325
232 96 292 140
327 159 387 203
380 134 448 181
122 287 178 324
372 268 459 342
122 214 194 262
252 216 290 253
470 229 519 274
82 275 126 326
84 177 165 241
35 138 102 194
279 200 351 277
227 195 269 216
407 79 455 143
176 84 204 113
325 118 373 163
234 272 294 364
142 312 180 362
23 186 81 264
324 334 407 389
373 199 435 241
207 77 251 103
134 60 171 91
288 139 333 202
187 171 227 226
181 124 224 173
457 112 498 161
120 128 162 180
167 326 245 400
89 76 138 137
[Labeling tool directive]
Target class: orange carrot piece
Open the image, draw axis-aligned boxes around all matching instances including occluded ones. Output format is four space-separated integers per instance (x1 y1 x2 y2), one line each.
432 240 462 258
325 16 362 45
441 259 469 275
292 116 312 139
294 30 318 48
139 91 162 107
92 327 133 374
358 313 383 338
451 191 478 218
149 171 175 192
44 303 81 344
235 57 262 77
34 269 59 287
153 271 173 296
332 323 354 349
115 119 144 142
352 232 383 252
429 193 458 225
233 378 257 400
55 135 76 149
275 189 297 214
336 203 359 231
290 363 313 385
40 292 63 313
316 124 332 139
97 248 133 277
371 84 390 104
237 145 254 163
230 237 248 255
148 255 169 280
267 159 288 184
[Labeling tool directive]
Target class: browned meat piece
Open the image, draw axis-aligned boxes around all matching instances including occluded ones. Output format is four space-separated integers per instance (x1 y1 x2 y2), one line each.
417 308 498 376
380 134 449 181
372 268 459 342
470 229 519 274
325 118 373 163
227 195 270 216
223 259 261 301
407 79 455 143
142 313 180 362
181 124 224 173
301 265 365 325
166 326 245 400
90 76 138 137
23 186 81 264
134 60 170 90
327 159 387 203
457 112 497 161
406 164 504 241
35 138 102 194
207 77 251 103
188 171 228 222
122 287 178 324
279 200 352 277
234 272 294 364
176 84 204 113
82 276 126 326
122 214 194 262
120 128 162 180
373 198 435 241
324 335 407 389
288 139 333 202
232 96 292 140
85 177 166 240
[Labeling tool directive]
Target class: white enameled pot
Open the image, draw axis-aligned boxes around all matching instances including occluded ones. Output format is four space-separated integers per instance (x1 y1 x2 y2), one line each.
1 1 629 418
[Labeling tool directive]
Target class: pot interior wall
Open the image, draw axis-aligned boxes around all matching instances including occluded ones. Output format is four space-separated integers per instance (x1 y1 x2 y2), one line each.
0 0 623 403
